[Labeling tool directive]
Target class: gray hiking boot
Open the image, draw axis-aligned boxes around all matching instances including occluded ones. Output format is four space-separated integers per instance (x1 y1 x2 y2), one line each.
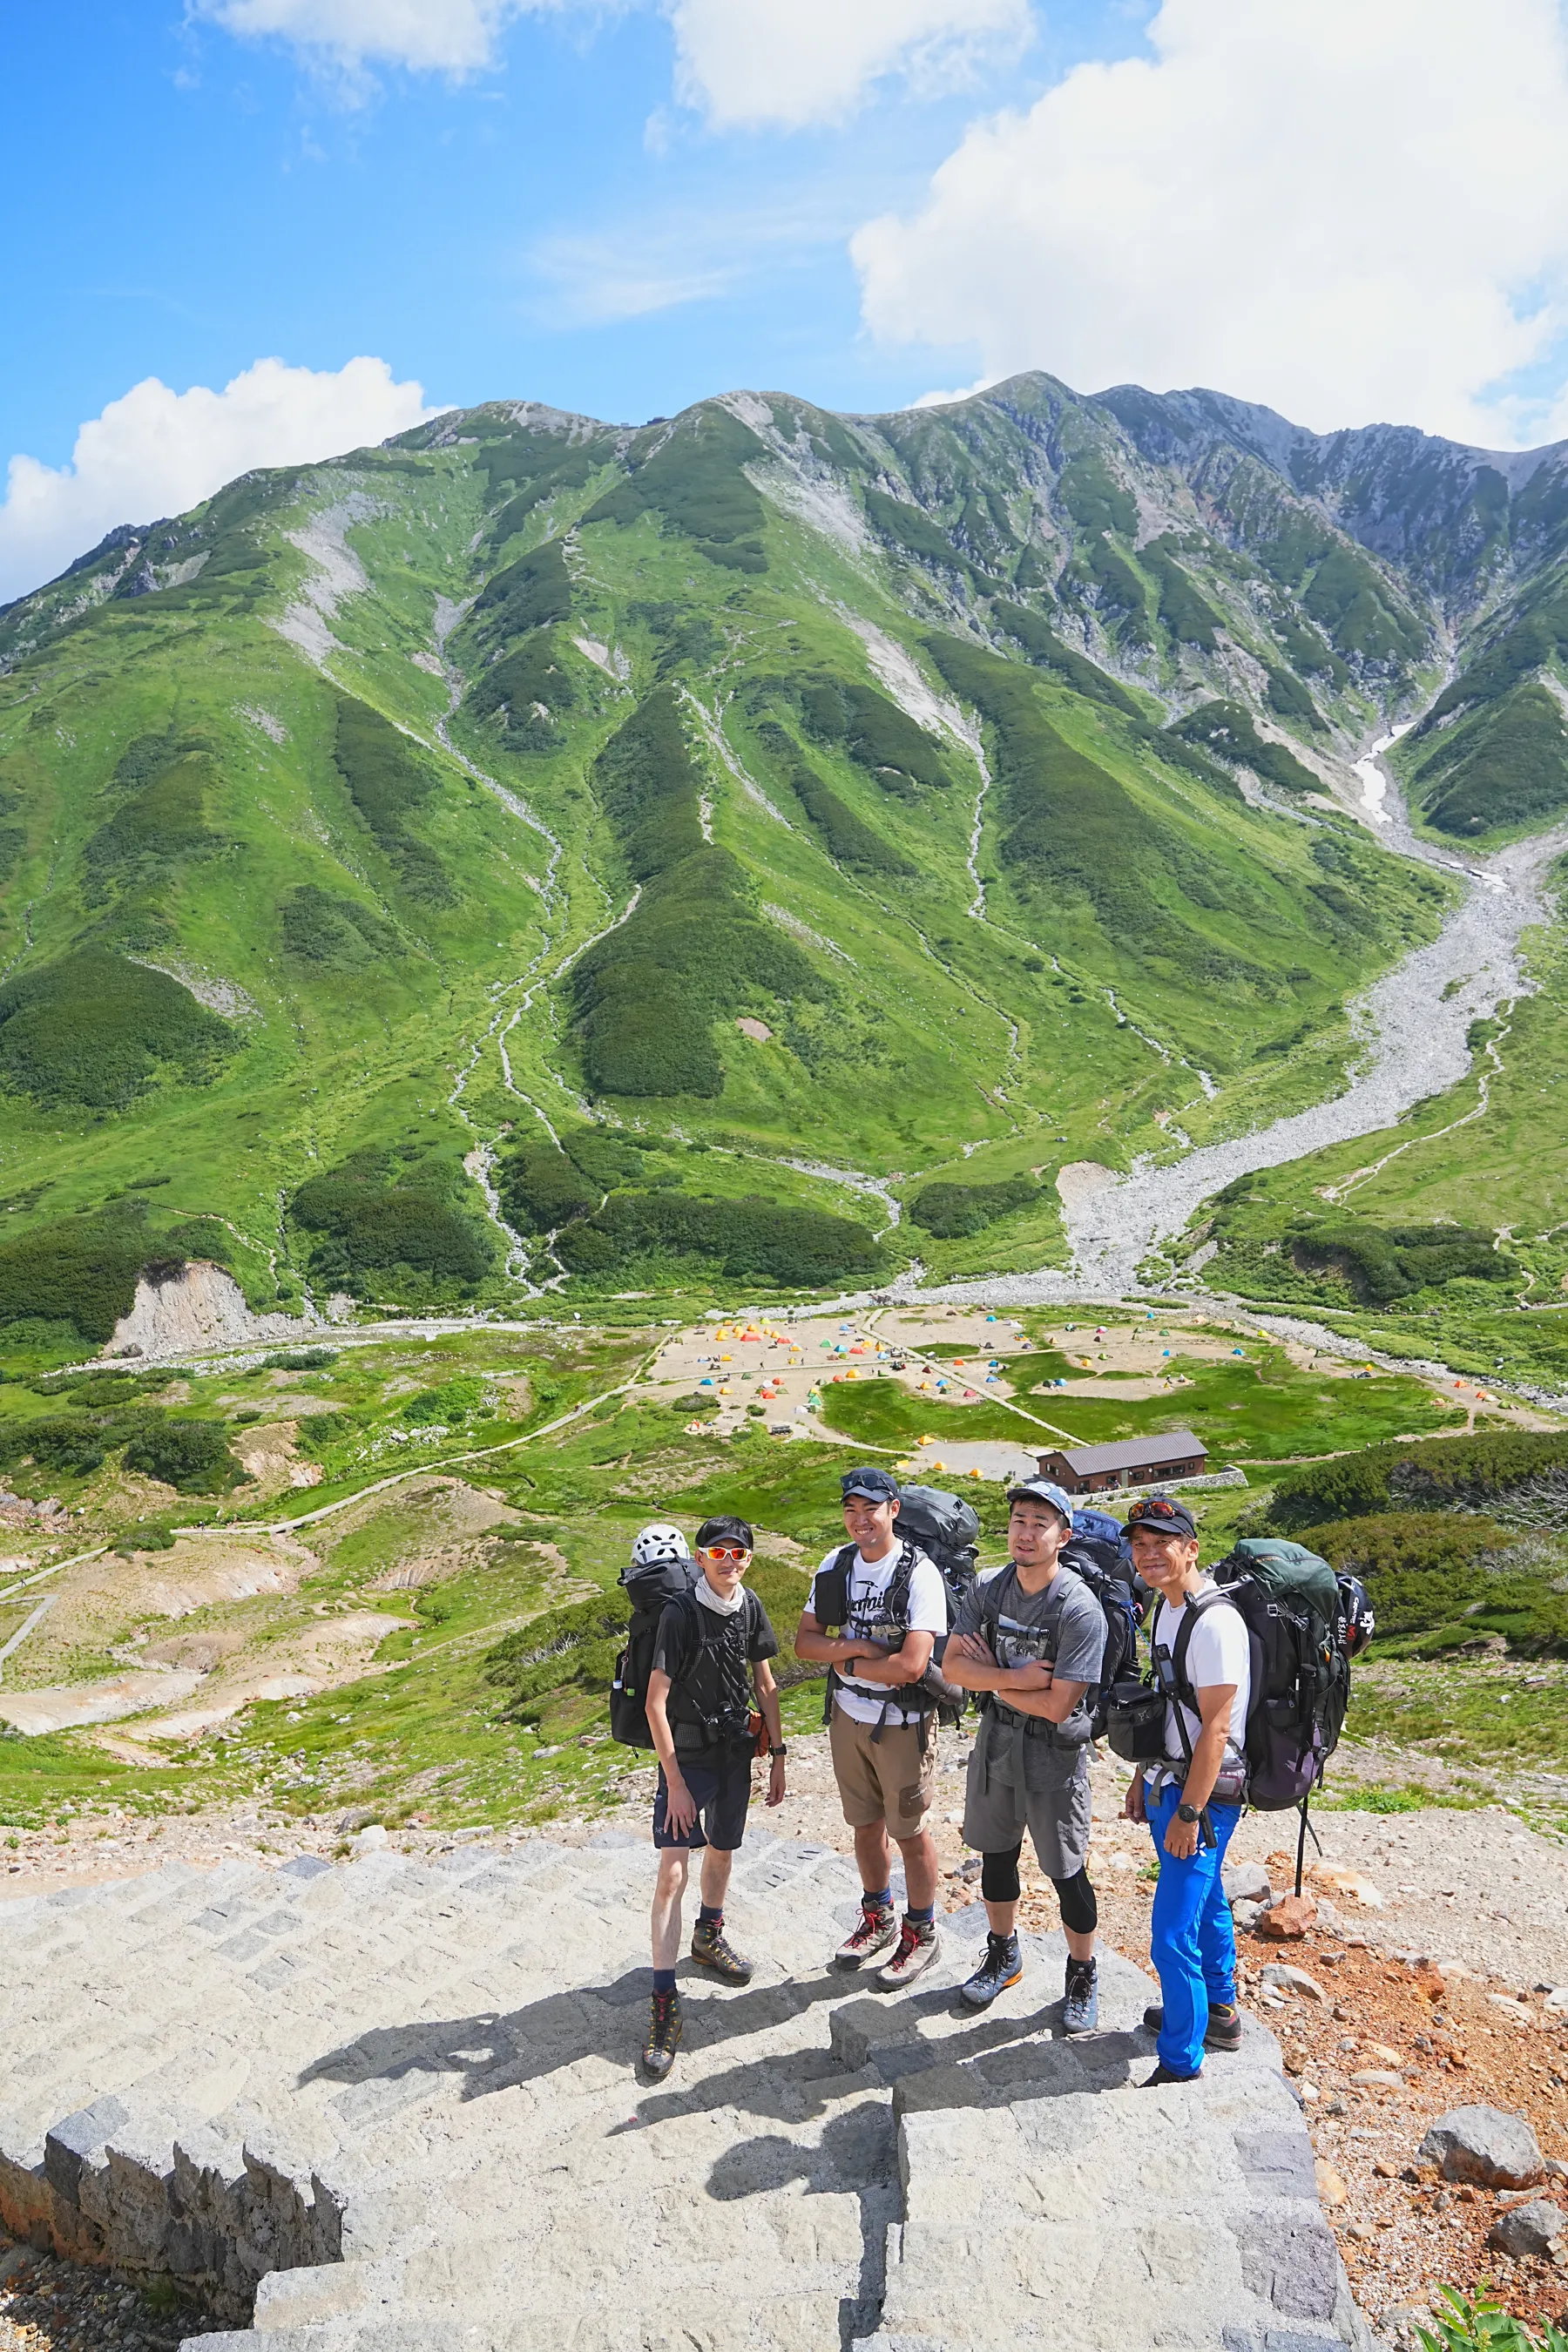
1062 1957 1098 2034
875 1916 941 1991
961 1931 1023 2008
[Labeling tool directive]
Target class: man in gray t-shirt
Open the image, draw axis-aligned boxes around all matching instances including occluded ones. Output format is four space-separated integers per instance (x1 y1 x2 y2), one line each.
943 1477 1107 2032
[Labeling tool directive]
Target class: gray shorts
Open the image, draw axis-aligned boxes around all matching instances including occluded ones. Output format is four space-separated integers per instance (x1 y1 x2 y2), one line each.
962 1734 1092 1880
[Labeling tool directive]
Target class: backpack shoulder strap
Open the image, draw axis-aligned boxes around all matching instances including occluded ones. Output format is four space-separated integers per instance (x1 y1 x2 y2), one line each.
886 1539 918 1627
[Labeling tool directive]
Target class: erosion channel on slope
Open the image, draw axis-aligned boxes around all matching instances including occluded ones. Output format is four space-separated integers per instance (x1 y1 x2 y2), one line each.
898 738 1568 1306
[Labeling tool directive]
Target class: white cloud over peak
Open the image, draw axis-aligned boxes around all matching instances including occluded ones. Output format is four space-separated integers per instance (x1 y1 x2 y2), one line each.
853 0 1568 447
0 356 430 606
196 0 1026 125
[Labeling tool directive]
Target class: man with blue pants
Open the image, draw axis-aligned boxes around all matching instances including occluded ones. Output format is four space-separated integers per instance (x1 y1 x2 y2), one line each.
1120 1494 1251 2085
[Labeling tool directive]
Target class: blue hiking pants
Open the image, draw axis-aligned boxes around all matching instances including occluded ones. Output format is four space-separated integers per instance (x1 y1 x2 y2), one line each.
1146 1779 1242 2079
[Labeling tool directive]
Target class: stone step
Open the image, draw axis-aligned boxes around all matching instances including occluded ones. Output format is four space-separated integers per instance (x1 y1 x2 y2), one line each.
3 1844 1372 2352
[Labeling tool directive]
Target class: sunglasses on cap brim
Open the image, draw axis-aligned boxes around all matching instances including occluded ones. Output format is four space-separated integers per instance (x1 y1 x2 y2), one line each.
1127 1501 1192 1529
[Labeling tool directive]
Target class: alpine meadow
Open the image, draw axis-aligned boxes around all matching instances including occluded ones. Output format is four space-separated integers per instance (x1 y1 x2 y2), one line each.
2 371 1565 1382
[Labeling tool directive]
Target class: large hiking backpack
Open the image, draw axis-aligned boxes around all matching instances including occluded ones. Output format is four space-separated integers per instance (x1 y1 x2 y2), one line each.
812 1515 971 1735
891 1484 981 1603
1057 1539 1145 1739
610 1553 699 1749
1210 1538 1353 1810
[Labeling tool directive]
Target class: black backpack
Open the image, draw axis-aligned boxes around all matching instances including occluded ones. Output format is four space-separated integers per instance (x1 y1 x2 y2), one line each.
889 1484 981 1600
610 1554 698 1749
1057 1539 1145 1740
812 1532 969 1735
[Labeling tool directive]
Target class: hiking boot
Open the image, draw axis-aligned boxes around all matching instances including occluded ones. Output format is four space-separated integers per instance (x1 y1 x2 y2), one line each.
1062 1957 1098 2035
835 1903 898 1967
875 1916 941 1991
961 1931 1023 2008
691 1917 754 1985
1141 2000 1243 2052
642 1989 683 2080
1141 2061 1199 2087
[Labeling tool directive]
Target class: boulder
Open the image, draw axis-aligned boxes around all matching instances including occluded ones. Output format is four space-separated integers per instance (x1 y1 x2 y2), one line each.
1261 1964 1326 2001
1223 1860 1272 1905
1488 2200 1564 2259
1416 2105 1546 2189
1257 1894 1317 1940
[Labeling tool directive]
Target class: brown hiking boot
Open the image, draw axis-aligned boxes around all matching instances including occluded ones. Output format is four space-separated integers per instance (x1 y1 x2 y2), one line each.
691 1917 754 1984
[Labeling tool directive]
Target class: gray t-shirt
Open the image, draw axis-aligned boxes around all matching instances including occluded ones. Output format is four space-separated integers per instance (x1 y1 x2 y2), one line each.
956 1562 1107 1788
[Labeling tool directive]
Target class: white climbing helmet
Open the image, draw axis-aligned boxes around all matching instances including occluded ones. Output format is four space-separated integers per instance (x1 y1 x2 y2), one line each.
631 1522 692 1571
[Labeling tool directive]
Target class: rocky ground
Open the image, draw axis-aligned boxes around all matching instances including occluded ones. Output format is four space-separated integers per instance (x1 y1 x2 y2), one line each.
5 1730 1567 2344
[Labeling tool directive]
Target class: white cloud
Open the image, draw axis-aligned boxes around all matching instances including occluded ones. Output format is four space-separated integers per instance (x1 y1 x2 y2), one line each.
196 0 1027 125
0 355 431 606
853 0 1568 447
189 0 547 76
666 0 1031 131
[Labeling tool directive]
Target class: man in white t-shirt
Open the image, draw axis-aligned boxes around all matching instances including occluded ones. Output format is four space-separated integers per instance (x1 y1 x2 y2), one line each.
1119 1493 1251 2085
795 1467 950 1989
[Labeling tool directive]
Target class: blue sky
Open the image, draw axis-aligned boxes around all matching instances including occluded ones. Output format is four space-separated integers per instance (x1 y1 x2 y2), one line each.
3 0 1568 602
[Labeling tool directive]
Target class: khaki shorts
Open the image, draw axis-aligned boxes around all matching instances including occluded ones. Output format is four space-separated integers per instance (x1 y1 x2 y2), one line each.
828 1703 935 1835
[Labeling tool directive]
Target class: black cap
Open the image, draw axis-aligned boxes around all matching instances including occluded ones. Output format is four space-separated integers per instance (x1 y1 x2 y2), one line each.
696 1514 754 1550
1125 1493 1198 1541
841 1466 899 1504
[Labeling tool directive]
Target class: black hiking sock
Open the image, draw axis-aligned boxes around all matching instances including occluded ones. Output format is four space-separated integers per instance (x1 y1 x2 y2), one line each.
652 1968 676 1993
697 1903 723 1928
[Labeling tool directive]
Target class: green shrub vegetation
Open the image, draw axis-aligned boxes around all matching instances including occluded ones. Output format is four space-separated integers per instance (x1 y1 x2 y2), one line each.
1264 1428 1568 1531
0 951 236 1110
583 405 767 571
1057 454 1137 539
81 739 220 902
754 721 914 873
797 676 953 794
990 602 1145 718
122 1416 242 1493
863 488 976 580
1288 1219 1517 1304
1281 1511 1568 1655
1263 663 1323 730
291 1146 495 1299
463 632 577 752
909 1175 1041 1237
554 1191 883 1286
1142 537 1222 650
0 1202 176 1344
1064 536 1149 635
402 1376 486 1426
1411 680 1568 836
473 537 573 639
280 884 399 969
1167 701 1319 794
331 694 449 902
571 688 825 1098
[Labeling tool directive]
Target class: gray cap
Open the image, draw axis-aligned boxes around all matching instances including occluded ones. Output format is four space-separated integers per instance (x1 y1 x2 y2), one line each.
1006 1476 1074 1525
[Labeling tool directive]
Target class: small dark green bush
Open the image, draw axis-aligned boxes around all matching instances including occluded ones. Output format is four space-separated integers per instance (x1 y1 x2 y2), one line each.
0 1416 111 1476
1057 454 1136 538
754 722 914 874
1167 701 1319 794
0 1200 169 1343
1142 537 1222 651
464 632 577 752
797 677 952 794
122 1416 241 1493
582 406 767 569
863 488 975 579
1415 680 1568 836
991 603 1143 717
553 1191 882 1286
262 1347 338 1371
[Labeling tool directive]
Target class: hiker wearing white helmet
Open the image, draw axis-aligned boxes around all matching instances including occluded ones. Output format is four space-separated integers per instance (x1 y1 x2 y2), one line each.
628 1516 785 2082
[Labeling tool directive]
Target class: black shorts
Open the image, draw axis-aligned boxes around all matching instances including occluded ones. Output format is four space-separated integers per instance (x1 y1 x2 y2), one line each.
652 1748 754 1851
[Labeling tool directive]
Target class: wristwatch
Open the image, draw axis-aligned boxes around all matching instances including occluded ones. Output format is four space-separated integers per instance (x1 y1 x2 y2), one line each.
1176 1801 1200 1823
768 1744 788 1760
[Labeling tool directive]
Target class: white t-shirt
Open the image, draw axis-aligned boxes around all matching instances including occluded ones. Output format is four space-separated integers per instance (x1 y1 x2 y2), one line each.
810 1542 949 1727
1147 1583 1251 1772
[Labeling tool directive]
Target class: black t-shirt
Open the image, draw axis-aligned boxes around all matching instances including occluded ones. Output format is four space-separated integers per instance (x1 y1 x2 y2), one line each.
652 1588 778 1757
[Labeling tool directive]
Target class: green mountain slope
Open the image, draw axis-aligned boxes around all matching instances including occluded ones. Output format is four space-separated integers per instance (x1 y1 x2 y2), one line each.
0 374 1564 1355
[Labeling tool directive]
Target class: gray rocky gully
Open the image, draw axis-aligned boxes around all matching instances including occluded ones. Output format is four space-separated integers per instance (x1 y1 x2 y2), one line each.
0 1837 1377 2352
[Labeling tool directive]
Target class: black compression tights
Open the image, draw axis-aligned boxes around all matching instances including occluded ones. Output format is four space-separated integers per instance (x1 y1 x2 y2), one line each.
979 1844 1098 1935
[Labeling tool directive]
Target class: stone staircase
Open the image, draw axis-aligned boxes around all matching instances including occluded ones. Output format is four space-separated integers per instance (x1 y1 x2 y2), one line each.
0 1835 1375 2351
